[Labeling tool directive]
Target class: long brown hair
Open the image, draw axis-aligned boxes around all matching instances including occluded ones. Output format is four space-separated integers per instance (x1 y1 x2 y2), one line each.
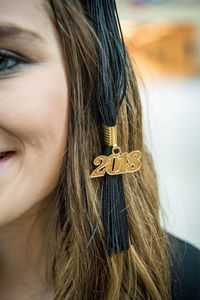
41 0 172 299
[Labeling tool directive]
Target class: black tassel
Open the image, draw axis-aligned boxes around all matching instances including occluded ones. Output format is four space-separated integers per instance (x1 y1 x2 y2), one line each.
84 0 133 256
102 152 131 256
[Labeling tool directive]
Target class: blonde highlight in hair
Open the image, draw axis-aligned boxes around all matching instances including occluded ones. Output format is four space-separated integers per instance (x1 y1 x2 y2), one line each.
41 1 172 299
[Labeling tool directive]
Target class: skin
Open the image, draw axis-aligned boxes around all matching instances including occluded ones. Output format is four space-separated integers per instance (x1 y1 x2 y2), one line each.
0 0 69 298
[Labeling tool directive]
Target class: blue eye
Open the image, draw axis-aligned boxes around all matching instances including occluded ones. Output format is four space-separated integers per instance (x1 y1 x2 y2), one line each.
0 50 28 75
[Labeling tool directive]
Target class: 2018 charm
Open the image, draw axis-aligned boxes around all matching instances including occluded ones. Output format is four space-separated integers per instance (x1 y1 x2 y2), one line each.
90 145 142 178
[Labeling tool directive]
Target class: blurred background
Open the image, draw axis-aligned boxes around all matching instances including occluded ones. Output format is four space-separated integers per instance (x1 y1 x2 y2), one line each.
116 0 200 248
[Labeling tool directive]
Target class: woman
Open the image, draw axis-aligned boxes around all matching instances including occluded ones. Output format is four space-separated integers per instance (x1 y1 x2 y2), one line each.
0 0 199 299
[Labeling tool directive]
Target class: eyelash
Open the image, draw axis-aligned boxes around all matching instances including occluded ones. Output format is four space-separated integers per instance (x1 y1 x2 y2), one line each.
0 49 28 75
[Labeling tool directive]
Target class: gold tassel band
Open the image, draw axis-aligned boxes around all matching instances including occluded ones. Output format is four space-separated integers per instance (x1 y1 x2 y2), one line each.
90 124 142 178
103 125 117 146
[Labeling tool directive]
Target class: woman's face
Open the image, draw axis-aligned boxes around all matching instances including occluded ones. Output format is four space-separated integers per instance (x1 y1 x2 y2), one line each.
0 0 69 226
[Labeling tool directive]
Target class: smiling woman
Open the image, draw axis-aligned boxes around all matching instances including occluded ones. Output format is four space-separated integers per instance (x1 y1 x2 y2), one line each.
0 0 199 300
0 0 68 298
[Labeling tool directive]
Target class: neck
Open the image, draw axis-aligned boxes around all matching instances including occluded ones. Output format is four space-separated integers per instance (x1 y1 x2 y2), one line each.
0 198 54 299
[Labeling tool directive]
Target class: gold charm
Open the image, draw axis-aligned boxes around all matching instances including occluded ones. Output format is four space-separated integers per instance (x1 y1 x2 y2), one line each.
90 146 142 178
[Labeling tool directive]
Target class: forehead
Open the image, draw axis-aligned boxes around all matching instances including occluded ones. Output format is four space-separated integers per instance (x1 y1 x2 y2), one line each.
0 0 53 42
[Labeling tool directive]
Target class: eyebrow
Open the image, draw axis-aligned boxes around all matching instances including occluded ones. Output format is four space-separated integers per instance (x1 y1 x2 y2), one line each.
0 22 46 44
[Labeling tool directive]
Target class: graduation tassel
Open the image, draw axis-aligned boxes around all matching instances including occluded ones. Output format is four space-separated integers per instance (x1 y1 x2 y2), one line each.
84 0 142 256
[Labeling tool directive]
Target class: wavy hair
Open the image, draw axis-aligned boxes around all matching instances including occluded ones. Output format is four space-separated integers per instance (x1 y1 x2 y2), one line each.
41 1 172 299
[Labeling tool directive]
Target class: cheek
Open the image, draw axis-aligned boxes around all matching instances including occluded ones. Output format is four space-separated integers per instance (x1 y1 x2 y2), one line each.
0 64 69 224
0 65 69 148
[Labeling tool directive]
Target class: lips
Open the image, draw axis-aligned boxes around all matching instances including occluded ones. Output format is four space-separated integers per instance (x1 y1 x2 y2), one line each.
0 151 14 159
0 152 10 159
0 151 16 166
